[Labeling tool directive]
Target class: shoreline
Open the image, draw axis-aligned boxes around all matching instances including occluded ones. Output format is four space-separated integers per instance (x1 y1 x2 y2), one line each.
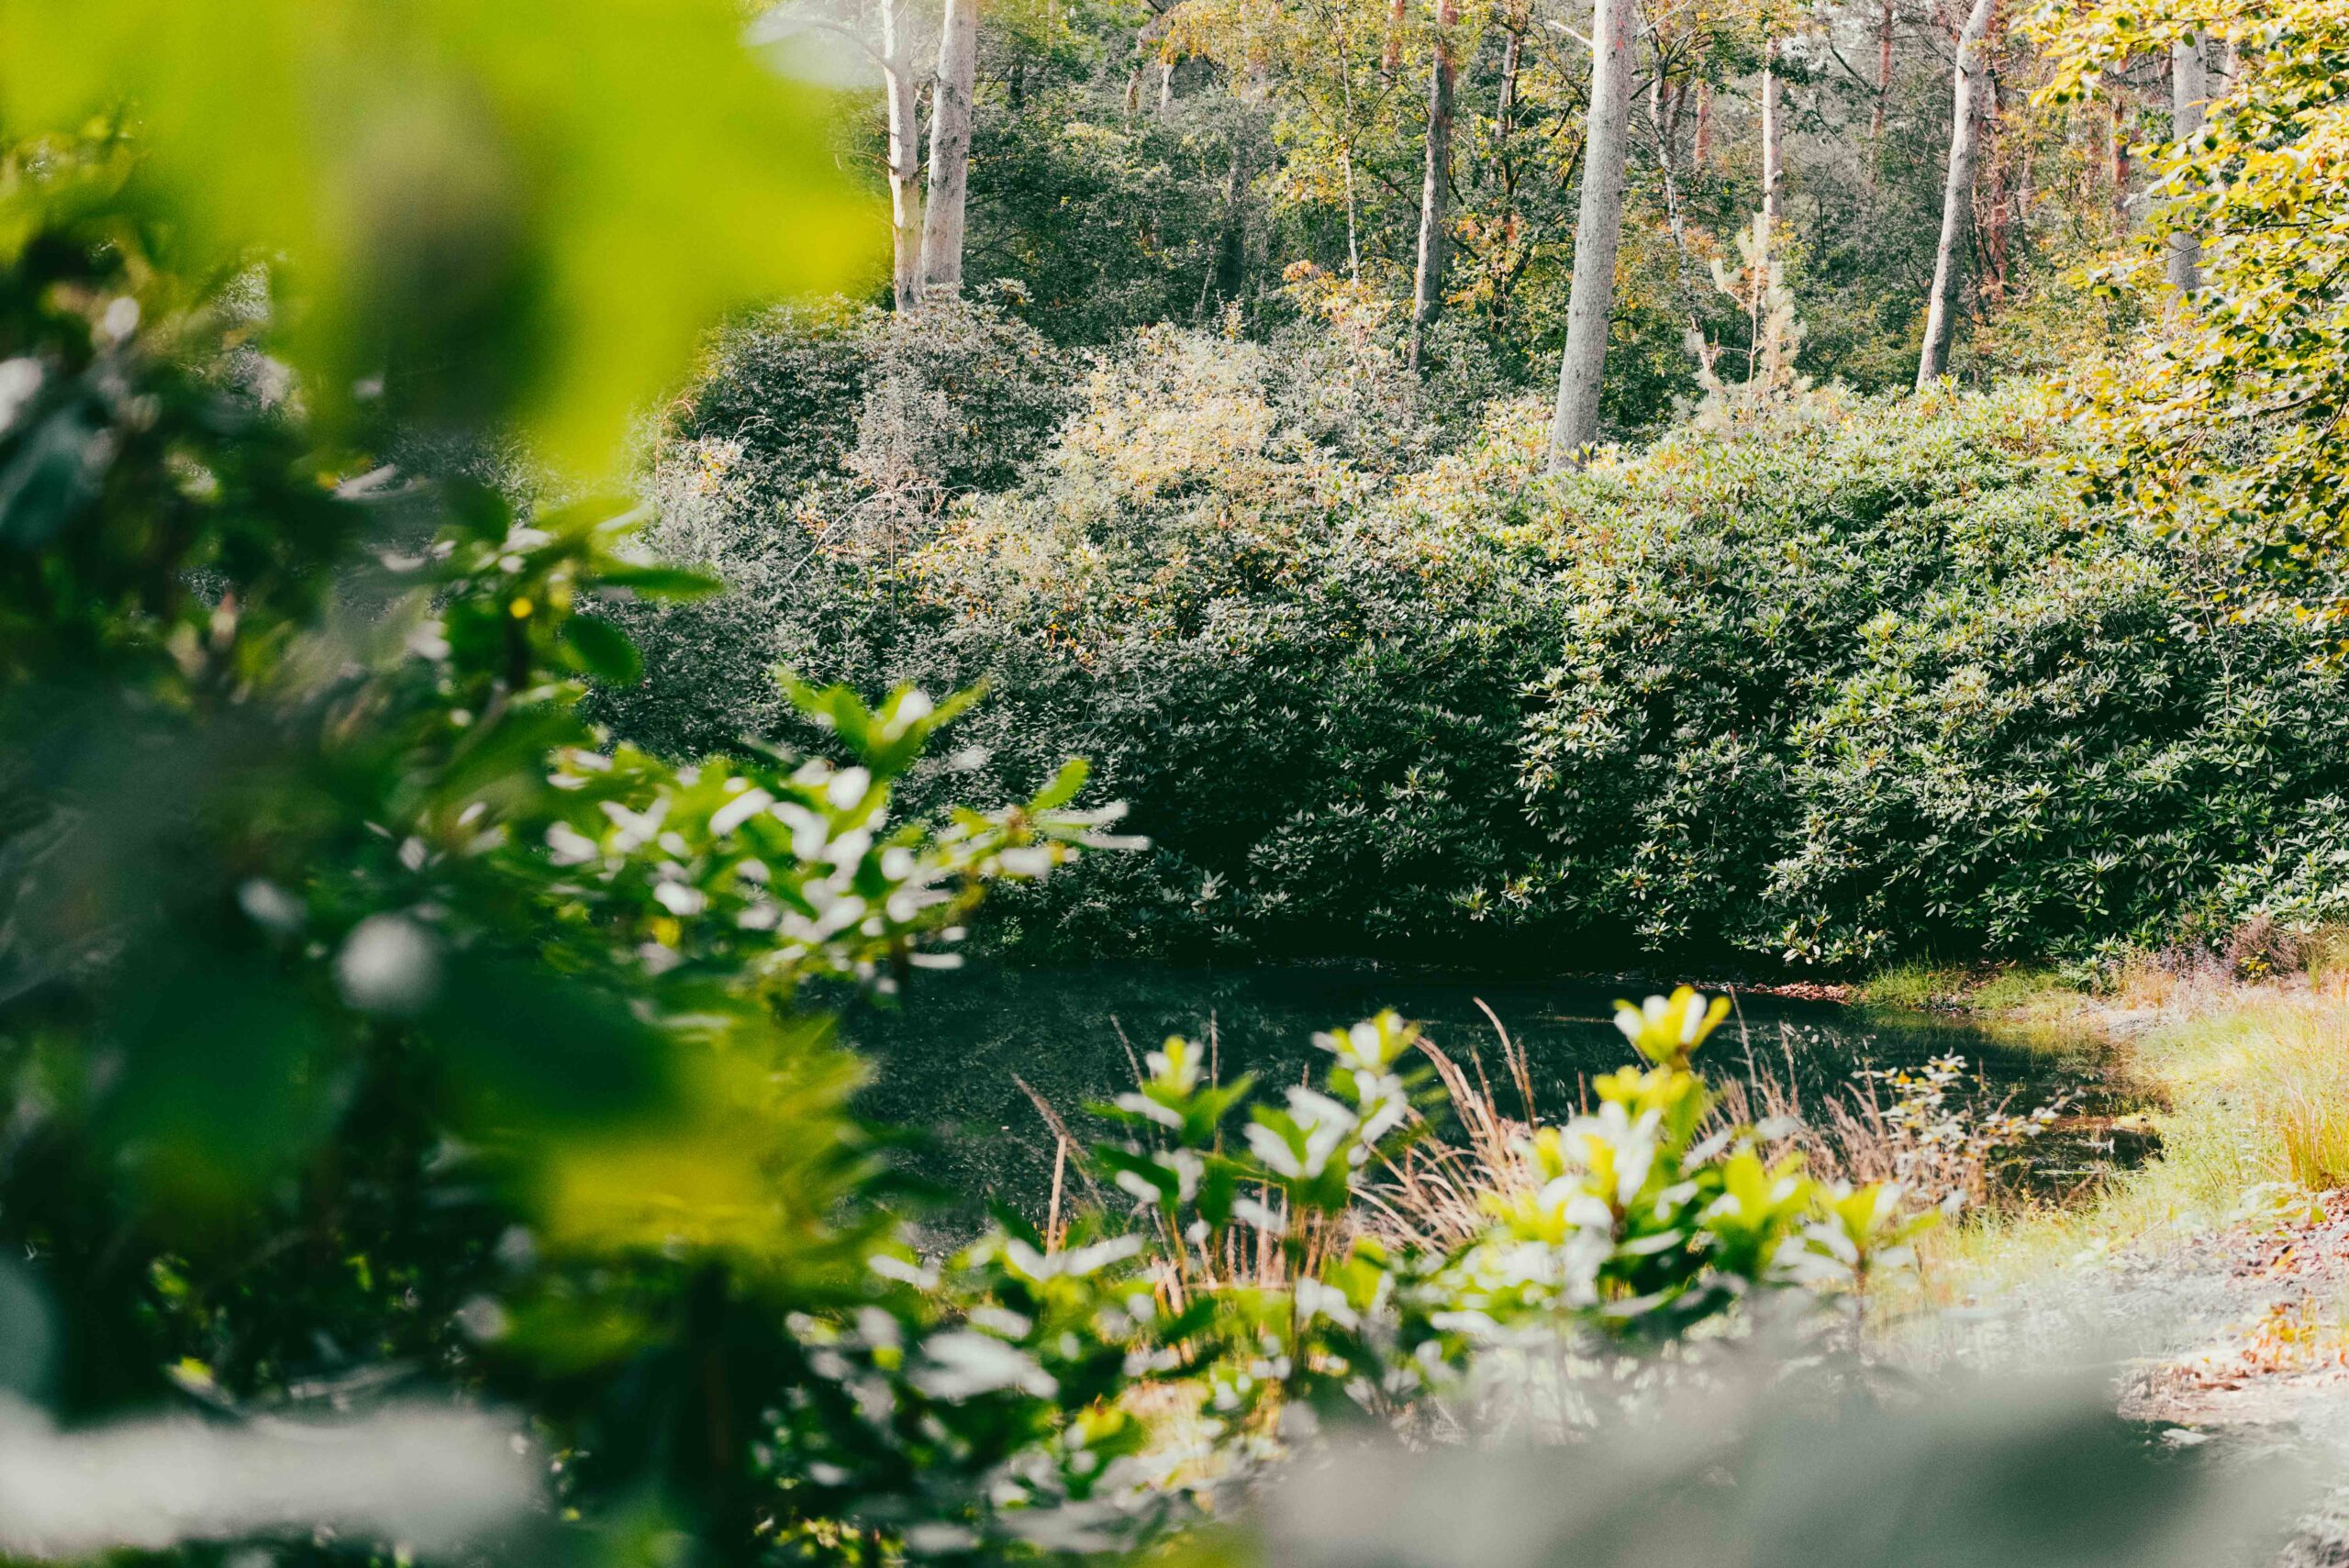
1908 965 2349 1451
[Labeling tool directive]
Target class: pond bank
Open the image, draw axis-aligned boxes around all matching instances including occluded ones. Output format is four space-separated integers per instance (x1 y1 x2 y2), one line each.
1894 967 2349 1562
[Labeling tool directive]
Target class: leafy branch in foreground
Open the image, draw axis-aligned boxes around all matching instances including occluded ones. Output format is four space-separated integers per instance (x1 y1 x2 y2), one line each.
0 162 1126 1562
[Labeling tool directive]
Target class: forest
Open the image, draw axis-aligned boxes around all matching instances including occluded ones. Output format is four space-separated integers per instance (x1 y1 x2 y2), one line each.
596 0 2349 973
1 0 2347 1564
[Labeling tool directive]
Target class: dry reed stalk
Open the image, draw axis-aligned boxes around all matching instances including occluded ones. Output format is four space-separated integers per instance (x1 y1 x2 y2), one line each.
1360 1015 2050 1251
1046 1136 1068 1252
1012 1074 1108 1210
1471 995 1537 1124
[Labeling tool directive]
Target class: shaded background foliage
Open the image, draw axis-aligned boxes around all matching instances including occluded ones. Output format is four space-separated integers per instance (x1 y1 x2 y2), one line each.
599 324 2349 972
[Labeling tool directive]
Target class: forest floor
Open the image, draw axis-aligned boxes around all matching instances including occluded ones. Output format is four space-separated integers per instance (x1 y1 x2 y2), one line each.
1883 968 2349 1561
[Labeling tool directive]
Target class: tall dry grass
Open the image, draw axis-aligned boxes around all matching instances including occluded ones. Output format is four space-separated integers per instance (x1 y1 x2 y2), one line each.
1359 1002 2054 1252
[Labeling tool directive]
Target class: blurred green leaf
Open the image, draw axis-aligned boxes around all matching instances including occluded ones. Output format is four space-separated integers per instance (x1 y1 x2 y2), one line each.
95 948 338 1211
562 615 643 686
427 952 680 1129
1031 758 1090 812
0 0 879 469
597 564 726 599
0 1258 55 1400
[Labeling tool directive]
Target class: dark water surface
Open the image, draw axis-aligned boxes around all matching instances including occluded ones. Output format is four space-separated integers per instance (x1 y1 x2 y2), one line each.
843 962 2118 1216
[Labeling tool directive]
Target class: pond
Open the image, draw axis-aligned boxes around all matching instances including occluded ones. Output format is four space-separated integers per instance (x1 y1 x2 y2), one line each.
842 962 2123 1222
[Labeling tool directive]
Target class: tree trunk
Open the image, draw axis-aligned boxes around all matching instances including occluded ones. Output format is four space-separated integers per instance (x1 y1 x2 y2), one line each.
919 0 978 302
1915 0 1997 387
1760 38 1783 239
1978 70 2009 298
1383 0 1407 73
1158 57 1175 114
1547 0 1636 469
883 0 926 310
1694 81 1711 169
2166 32 2204 293
1204 141 1252 318
1408 0 1459 370
1339 31 1365 278
2110 96 2130 218
1872 0 1894 144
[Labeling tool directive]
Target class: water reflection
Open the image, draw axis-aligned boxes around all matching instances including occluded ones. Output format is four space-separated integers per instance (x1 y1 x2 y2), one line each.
844 962 2121 1218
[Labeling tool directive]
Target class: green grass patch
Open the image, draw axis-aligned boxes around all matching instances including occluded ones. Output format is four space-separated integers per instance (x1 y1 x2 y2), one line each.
1854 963 2080 1021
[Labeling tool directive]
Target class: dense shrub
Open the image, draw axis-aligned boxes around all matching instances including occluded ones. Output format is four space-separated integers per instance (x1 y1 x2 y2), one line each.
610 344 2349 971
1765 536 2349 966
588 293 1075 757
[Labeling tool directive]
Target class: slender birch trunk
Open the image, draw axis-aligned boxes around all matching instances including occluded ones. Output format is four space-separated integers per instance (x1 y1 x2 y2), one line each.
1339 30 1364 278
882 0 926 310
2167 32 2204 293
1915 0 1998 387
1547 0 1636 469
1760 38 1783 240
1872 0 1894 144
1497 22 1523 136
1408 0 1460 369
919 0 978 302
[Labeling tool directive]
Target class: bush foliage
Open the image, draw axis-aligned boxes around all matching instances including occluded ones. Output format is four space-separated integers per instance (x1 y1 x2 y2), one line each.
607 328 2349 971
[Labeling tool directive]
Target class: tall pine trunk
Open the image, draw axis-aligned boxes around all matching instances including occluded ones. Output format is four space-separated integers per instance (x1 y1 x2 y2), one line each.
1408 0 1459 370
919 0 978 302
1916 0 1998 387
1547 0 1636 469
883 0 926 310
2167 33 2205 292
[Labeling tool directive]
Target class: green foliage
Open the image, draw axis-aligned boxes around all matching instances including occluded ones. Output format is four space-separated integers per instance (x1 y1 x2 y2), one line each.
0 142 1125 1560
1530 391 2349 966
586 292 1074 759
15 0 2324 1560
1690 213 1821 430
0 0 873 467
7 116 1927 1568
2036 0 2349 627
860 332 1558 957
1062 986 1928 1444
968 95 1239 344
616 363 2349 970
